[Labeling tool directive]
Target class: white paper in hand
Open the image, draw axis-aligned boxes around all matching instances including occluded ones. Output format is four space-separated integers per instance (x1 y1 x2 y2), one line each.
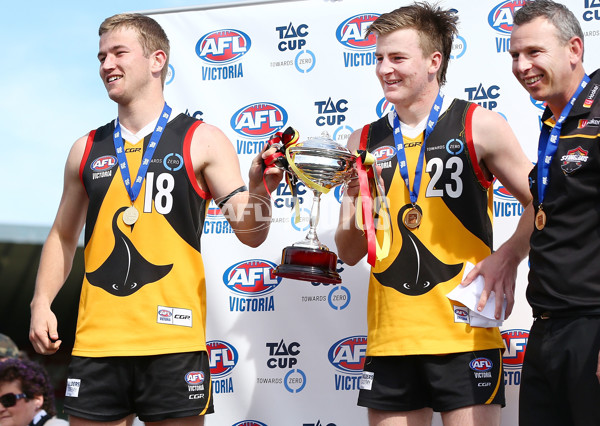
446 262 506 328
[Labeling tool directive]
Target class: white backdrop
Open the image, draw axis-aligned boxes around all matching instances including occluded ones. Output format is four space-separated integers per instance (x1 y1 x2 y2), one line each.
147 1 600 425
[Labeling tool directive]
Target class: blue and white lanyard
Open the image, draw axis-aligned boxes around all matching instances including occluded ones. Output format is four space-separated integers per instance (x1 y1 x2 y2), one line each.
393 92 444 205
113 102 172 203
537 75 589 205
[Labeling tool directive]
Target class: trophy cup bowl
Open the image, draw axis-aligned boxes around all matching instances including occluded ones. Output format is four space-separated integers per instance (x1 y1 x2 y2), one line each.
273 133 355 284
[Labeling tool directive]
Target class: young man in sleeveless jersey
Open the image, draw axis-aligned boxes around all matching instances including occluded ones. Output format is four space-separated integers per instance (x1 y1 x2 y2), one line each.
335 3 533 425
508 1 600 424
28 13 283 426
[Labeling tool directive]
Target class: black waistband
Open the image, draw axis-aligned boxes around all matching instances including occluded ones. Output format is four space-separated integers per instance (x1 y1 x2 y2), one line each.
535 310 600 320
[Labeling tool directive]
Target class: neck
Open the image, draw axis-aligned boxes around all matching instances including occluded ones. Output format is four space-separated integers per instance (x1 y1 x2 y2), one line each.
547 67 586 118
117 93 166 134
394 85 440 127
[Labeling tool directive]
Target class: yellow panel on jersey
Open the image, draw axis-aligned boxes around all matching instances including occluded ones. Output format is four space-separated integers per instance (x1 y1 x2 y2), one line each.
365 100 501 357
75 115 209 357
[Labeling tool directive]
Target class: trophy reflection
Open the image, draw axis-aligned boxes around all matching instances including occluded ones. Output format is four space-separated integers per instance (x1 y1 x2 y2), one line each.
272 132 355 284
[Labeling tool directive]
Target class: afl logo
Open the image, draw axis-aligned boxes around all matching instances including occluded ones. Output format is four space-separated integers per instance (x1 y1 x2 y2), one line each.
327 335 367 374
376 97 394 118
501 329 528 368
185 371 205 385
336 14 379 50
470 357 493 372
454 307 469 318
530 95 546 111
230 102 287 138
158 309 172 318
233 422 267 426
493 178 516 201
206 201 223 220
223 259 281 296
91 155 117 171
373 146 396 162
207 340 238 378
488 0 525 35
195 29 251 64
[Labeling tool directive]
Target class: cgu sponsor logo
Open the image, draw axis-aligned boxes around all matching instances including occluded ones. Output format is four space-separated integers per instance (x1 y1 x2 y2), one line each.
91 155 117 171
195 29 251 64
230 102 288 138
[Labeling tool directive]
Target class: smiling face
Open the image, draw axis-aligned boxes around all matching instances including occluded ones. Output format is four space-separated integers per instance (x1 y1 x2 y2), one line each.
98 27 157 105
374 28 440 113
510 16 584 117
0 381 42 426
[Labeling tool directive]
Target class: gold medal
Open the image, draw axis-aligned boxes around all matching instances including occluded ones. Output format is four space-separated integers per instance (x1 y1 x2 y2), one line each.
404 206 422 230
535 208 546 231
123 206 139 226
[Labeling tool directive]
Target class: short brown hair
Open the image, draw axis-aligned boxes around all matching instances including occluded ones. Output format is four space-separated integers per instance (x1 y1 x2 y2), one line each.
367 2 458 86
99 13 170 85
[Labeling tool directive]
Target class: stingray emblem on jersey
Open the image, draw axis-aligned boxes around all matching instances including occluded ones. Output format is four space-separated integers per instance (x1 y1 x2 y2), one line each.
85 206 173 296
561 146 589 174
373 204 462 295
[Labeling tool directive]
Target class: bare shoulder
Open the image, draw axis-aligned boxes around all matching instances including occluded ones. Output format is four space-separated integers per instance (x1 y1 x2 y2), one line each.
191 122 231 148
347 128 363 152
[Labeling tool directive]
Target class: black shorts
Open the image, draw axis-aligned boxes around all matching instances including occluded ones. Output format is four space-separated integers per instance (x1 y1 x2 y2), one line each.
519 316 600 426
358 349 505 412
63 351 214 422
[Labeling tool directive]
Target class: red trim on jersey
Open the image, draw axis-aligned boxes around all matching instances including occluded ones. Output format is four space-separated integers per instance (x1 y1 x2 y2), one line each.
184 121 211 200
465 103 492 189
79 130 96 186
360 124 369 150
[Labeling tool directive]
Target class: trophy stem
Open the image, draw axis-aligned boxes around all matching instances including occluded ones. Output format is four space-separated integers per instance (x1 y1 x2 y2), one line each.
304 190 322 248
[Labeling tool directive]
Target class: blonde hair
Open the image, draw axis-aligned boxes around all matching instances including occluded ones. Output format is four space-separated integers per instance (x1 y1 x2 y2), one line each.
99 13 170 85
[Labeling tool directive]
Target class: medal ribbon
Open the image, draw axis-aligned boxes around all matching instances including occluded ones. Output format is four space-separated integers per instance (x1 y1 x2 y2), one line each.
537 75 589 206
113 103 172 204
393 92 444 206
354 147 392 267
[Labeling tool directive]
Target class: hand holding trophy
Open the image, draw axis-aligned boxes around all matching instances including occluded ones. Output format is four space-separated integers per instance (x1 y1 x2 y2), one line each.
264 127 390 284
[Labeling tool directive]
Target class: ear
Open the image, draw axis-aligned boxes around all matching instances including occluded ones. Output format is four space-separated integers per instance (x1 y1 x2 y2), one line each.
32 394 44 410
568 36 584 65
150 50 168 76
429 51 442 76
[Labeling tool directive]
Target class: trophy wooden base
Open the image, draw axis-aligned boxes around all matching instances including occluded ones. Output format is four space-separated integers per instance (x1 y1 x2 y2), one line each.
273 246 341 284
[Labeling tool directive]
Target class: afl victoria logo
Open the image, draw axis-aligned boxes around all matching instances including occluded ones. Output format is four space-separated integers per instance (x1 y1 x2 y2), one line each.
488 0 525 35
91 155 117 171
195 29 251 64
230 102 287 138
328 335 367 374
336 14 379 50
